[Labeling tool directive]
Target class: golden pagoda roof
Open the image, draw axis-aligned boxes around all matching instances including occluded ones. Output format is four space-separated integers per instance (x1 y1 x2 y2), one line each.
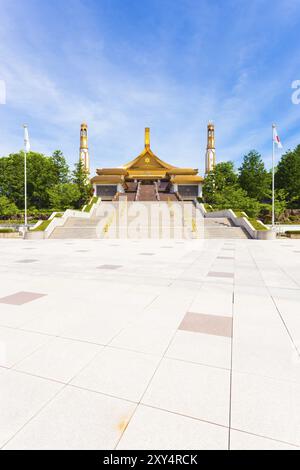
90 175 125 184
170 175 204 184
94 128 201 183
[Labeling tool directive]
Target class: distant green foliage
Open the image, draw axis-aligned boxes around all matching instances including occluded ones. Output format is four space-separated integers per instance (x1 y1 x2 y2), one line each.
50 150 70 184
48 183 80 210
238 150 271 201
0 150 92 216
0 228 15 233
275 145 300 207
84 197 99 212
202 147 300 223
203 162 237 203
248 218 267 231
0 196 18 216
31 220 52 232
72 160 93 209
211 187 261 218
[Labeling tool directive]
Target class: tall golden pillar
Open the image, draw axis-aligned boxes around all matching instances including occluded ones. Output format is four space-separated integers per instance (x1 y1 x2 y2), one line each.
80 123 90 174
205 122 216 174
145 127 150 149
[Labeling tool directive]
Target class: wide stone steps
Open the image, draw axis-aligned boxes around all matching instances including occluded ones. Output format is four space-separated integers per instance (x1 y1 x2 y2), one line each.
49 216 106 239
204 218 249 239
48 207 251 239
49 227 98 239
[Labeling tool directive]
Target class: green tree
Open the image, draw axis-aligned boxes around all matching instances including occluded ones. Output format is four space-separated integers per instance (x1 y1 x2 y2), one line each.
50 150 70 184
259 190 287 223
0 153 25 207
0 196 18 217
238 150 271 201
47 183 80 210
212 186 261 217
275 146 300 207
0 151 67 210
26 152 58 209
72 160 93 209
203 162 237 203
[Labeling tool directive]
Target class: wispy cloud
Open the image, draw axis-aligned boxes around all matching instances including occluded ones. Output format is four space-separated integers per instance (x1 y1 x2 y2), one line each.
0 0 299 174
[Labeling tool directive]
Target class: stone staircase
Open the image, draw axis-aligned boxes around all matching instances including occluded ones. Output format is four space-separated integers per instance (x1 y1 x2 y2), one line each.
49 216 105 239
204 217 249 239
137 184 157 201
49 204 250 240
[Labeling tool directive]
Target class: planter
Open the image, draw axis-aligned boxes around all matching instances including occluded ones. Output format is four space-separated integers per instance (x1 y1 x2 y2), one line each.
0 233 21 239
255 230 276 240
287 233 300 239
24 231 45 240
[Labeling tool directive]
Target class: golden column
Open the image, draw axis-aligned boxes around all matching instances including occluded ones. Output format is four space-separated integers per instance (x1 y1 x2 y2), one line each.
79 123 90 174
145 127 150 149
205 121 216 174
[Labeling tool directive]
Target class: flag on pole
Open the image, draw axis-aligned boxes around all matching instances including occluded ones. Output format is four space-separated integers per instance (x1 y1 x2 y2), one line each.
23 125 30 152
273 125 283 149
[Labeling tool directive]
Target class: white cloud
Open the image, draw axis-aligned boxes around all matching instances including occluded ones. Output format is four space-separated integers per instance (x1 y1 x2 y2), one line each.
0 0 299 175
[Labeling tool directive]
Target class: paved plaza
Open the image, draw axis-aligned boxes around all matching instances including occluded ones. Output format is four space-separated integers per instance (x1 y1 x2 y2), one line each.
0 238 300 450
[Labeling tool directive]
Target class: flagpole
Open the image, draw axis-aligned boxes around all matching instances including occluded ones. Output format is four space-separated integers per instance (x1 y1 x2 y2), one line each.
23 124 28 232
272 123 275 230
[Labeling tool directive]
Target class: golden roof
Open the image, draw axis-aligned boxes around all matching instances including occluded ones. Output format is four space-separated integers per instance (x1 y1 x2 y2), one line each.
94 128 201 182
90 175 125 184
170 175 204 184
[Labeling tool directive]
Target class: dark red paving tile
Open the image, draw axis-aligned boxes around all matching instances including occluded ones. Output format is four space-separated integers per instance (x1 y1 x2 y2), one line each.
0 291 47 306
179 312 232 338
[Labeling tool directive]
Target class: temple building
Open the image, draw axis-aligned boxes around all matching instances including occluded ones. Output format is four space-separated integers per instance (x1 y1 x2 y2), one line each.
90 124 216 201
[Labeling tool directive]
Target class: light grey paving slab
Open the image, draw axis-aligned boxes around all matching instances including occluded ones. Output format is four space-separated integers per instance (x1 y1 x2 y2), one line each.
230 429 298 450
231 371 300 446
0 326 50 368
142 358 230 426
15 337 101 383
0 369 63 448
111 324 175 356
72 347 160 402
118 405 228 450
3 386 136 450
166 330 231 369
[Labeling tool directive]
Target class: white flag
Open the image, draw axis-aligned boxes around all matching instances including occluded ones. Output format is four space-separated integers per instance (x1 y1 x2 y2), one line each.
273 125 283 149
24 125 30 152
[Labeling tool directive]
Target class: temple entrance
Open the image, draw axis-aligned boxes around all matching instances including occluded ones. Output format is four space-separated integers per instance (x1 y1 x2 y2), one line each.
137 181 157 201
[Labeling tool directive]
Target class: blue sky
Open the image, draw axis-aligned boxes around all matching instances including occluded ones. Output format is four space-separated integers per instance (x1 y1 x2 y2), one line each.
0 0 300 175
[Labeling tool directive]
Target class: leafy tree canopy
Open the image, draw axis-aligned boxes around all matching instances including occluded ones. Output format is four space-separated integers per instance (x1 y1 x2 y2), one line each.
72 160 93 209
275 145 300 206
50 150 70 184
238 150 271 201
212 186 261 218
48 183 81 210
203 162 237 203
0 196 18 217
